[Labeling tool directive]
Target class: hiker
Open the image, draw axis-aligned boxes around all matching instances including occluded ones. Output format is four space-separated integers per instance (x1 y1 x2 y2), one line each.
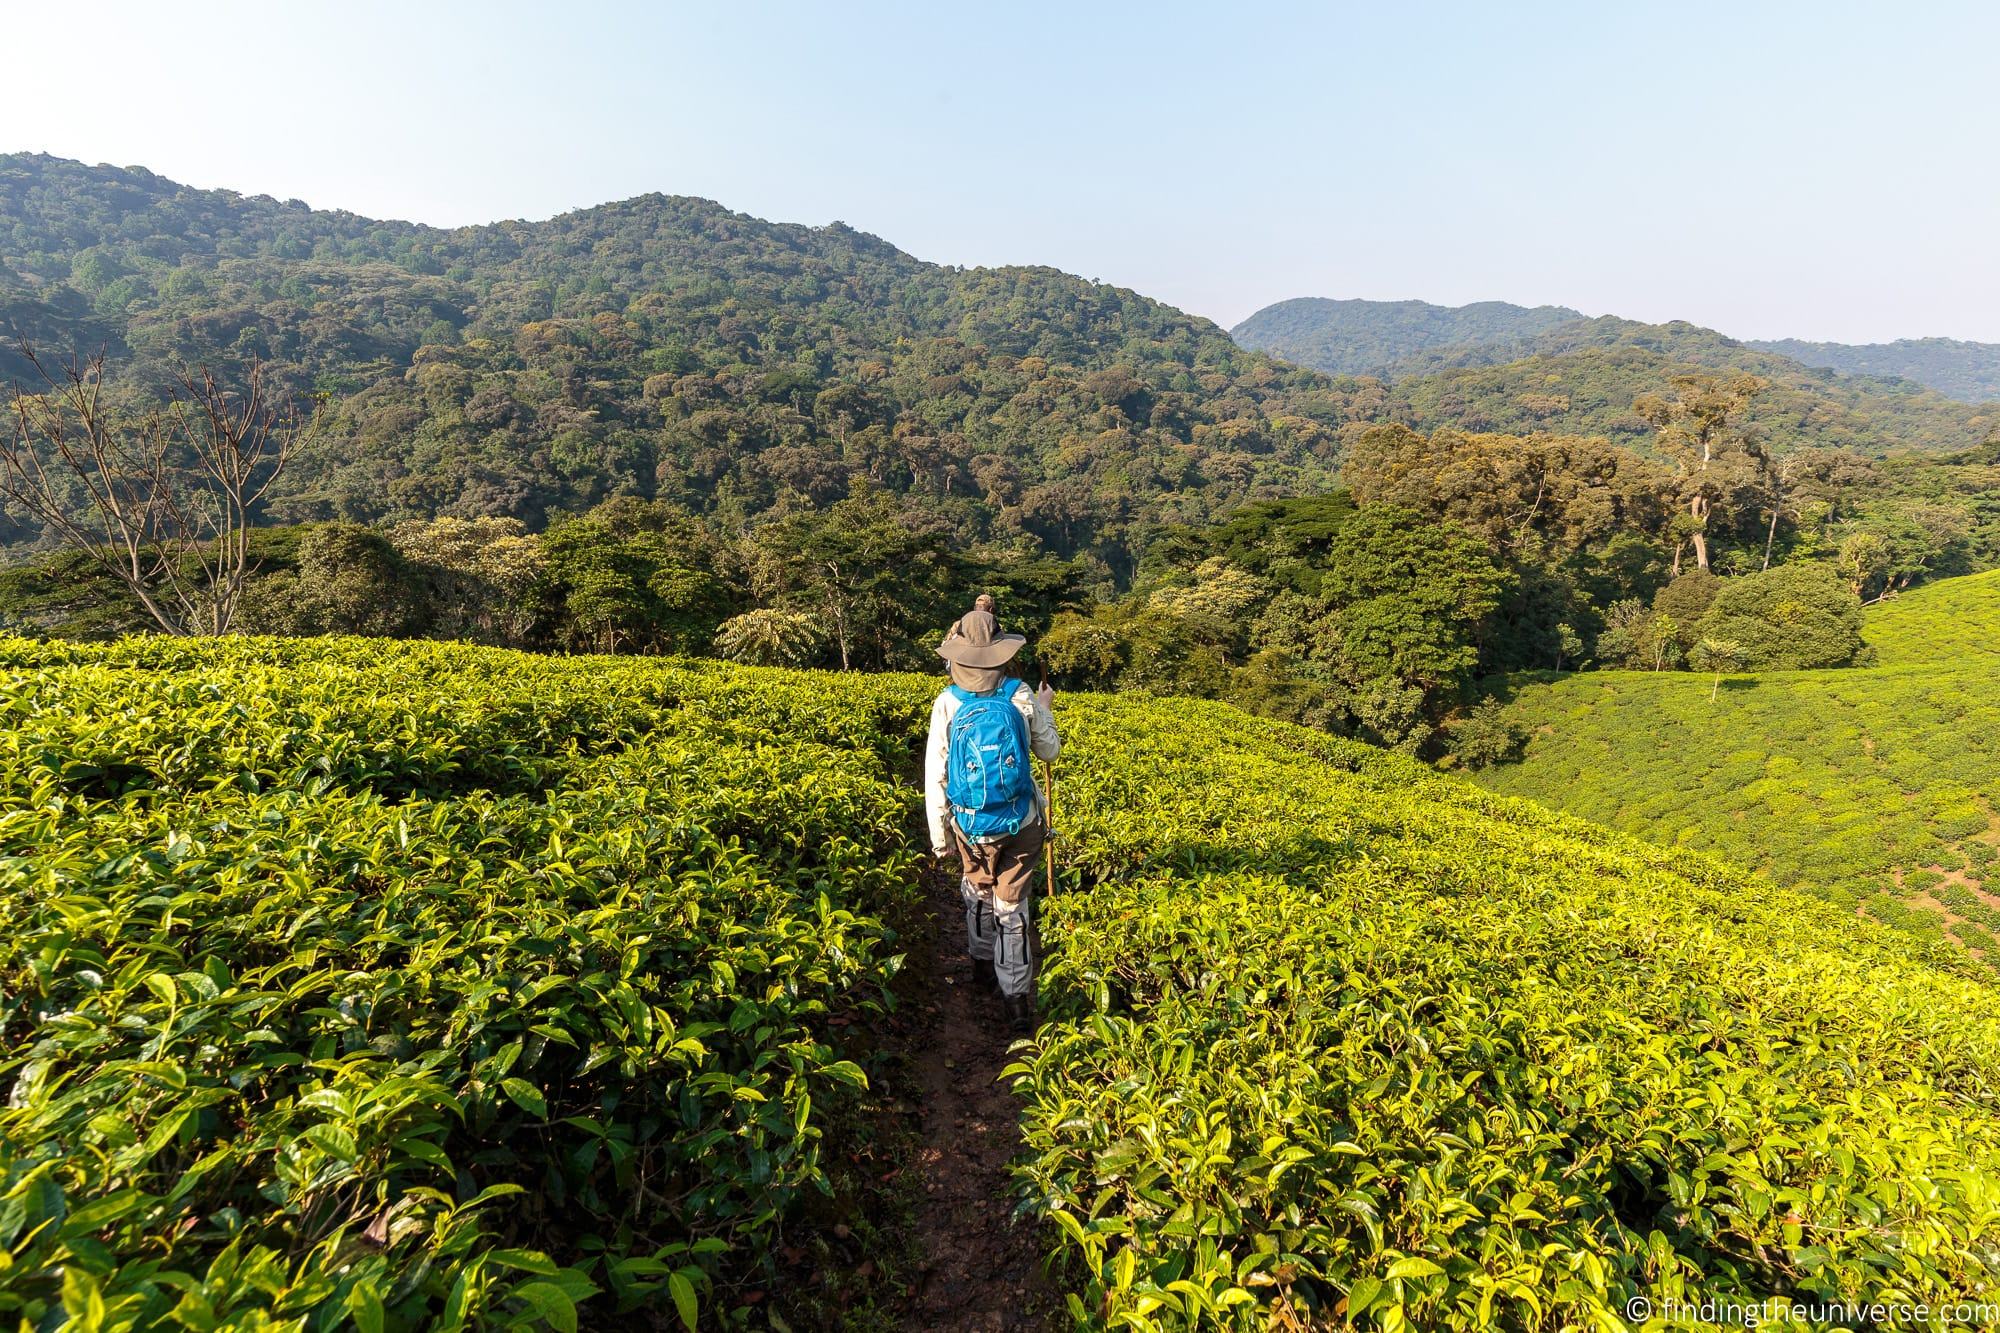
925 597 1060 1032
942 592 998 641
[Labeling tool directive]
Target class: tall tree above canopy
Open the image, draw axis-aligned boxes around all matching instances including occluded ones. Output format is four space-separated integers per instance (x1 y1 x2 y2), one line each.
745 488 962 671
1634 372 1769 574
1341 423 1670 556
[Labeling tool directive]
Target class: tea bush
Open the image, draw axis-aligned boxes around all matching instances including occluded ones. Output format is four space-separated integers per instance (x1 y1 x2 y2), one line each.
1867 568 2000 668
9 633 2000 1332
1477 569 2000 966
0 638 927 1330
1013 697 2000 1329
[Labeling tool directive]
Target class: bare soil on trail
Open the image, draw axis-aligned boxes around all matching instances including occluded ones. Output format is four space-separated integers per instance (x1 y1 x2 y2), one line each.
896 866 1062 1333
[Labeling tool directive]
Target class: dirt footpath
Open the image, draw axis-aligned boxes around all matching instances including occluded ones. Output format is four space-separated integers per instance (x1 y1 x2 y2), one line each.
898 866 1061 1332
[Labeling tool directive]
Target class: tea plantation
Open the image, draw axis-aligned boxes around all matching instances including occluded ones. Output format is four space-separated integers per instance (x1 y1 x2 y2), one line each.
4 636 1998 1329
1475 569 2000 963
1022 698 2000 1328
0 637 928 1330
1868 568 2000 669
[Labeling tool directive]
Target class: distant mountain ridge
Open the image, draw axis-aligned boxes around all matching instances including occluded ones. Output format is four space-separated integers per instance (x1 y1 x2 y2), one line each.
1231 296 1997 454
1230 296 1582 376
1749 336 2000 403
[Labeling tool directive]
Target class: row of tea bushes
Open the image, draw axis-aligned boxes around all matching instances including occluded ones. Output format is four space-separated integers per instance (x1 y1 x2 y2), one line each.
1013 696 2000 1329
1476 570 2000 965
0 638 929 1330
13 632 2000 1330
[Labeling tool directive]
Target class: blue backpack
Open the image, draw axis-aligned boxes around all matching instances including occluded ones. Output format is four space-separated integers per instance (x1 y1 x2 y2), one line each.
946 679 1035 840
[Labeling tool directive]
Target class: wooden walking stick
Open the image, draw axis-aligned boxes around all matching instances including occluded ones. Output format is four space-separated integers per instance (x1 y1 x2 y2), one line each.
1042 755 1057 896
1040 663 1057 897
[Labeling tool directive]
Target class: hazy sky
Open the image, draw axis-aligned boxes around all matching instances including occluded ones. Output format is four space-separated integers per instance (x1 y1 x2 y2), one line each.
12 1 1999 343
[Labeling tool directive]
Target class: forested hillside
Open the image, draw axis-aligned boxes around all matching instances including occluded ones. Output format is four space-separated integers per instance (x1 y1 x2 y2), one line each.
1753 335 2000 403
1390 316 1998 454
1232 298 1998 454
10 413 2000 753
11 155 2000 764
1228 296 1580 376
0 154 1373 567
14 154 1995 590
1475 568 2000 964
4 636 1995 1328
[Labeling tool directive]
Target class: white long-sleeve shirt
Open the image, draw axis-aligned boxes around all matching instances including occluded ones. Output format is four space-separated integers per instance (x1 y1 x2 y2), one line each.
924 681 1062 853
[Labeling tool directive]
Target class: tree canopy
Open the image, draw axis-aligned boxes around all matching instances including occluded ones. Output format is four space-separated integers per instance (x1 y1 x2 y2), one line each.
0 153 1374 573
1234 298 1999 454
1694 562 1867 670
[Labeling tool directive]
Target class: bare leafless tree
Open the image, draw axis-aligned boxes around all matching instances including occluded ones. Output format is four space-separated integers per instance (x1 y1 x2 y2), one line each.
1 346 315 635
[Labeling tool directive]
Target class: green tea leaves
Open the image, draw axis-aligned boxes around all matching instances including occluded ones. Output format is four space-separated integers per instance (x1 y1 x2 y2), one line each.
0 639 922 1327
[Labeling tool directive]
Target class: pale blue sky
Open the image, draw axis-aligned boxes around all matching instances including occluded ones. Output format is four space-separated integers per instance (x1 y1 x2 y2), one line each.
13 1 1999 342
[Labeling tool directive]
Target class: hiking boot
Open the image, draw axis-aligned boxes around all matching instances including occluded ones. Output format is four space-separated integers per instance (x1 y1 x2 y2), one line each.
971 957 997 992
1003 993 1035 1034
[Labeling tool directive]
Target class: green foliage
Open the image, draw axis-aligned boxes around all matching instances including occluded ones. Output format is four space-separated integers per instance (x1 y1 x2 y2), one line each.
744 490 959 670
0 548 160 639
1478 571 2000 962
0 153 1366 568
1041 610 1127 684
1334 420 1796 670
1694 562 1864 669
1595 598 1684 670
1688 634 1744 672
1148 493 1359 590
1310 508 1508 686
1441 697 1527 769
1868 567 2000 666
1316 407 1994 662
713 608 823 666
1245 303 2000 455
1688 636 1745 702
1341 423 1670 559
5 633 2000 1329
1407 327 1993 456
1830 504 1976 601
1231 297 1582 377
1146 557 1264 625
1042 594 1240 702
239 522 427 637
539 502 739 654
1013 696 2000 1329
0 530 313 641
0 491 1056 671
388 516 547 646
1047 507 1508 751
1256 508 1510 749
1652 569 1722 635
0 638 923 1328
1751 335 2000 404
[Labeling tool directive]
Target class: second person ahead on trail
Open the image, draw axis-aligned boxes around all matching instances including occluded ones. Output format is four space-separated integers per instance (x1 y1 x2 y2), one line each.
924 598 1060 1033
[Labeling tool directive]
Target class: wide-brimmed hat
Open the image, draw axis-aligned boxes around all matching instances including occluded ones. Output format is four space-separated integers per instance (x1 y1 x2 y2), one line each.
937 606 1026 668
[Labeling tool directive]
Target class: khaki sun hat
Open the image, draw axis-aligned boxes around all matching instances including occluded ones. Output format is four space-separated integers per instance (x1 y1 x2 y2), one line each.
937 605 1026 669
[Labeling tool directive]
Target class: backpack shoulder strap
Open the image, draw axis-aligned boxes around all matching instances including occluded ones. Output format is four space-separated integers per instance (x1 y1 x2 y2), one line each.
949 679 1019 704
